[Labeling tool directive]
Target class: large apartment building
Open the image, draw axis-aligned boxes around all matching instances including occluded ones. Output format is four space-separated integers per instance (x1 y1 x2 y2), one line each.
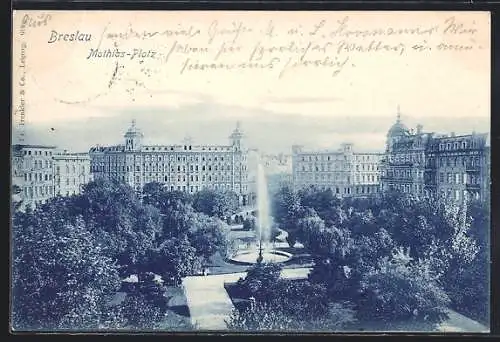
381 109 490 202
88 121 252 205
11 144 92 209
291 143 384 197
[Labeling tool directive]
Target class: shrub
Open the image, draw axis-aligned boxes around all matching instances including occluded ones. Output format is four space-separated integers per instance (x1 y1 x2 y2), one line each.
236 263 282 301
226 300 356 332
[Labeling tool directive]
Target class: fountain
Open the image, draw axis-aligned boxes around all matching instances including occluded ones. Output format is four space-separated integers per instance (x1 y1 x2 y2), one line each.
228 163 293 265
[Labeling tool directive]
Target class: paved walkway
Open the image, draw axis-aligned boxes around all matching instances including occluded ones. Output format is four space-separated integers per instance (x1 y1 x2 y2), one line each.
181 267 312 330
437 309 489 333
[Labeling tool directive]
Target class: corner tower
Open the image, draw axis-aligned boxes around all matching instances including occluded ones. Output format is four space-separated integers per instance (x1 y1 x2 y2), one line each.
386 106 409 152
124 120 144 151
229 121 244 152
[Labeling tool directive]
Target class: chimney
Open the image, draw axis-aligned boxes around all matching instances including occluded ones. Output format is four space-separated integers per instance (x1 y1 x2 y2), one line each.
450 132 455 137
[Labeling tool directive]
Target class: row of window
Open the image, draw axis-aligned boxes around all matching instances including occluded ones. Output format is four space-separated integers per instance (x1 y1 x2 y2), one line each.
22 150 52 156
439 189 480 201
56 178 82 186
55 165 89 174
23 185 53 199
24 173 52 182
385 170 424 180
95 153 245 163
355 174 379 183
438 140 479 152
298 163 353 172
355 164 379 172
27 160 53 170
130 183 245 193
300 155 349 162
426 156 482 168
388 153 424 164
91 164 245 173
136 174 240 183
438 172 480 185
389 183 423 194
297 173 350 182
296 173 380 184
138 145 235 152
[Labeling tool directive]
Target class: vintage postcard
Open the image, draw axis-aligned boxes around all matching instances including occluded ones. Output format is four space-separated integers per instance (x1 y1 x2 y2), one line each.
11 11 490 333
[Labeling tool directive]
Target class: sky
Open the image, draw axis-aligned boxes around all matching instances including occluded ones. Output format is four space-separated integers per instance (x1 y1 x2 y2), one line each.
12 11 490 154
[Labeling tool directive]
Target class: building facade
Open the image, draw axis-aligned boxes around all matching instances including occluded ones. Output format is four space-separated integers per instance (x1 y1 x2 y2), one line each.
11 145 92 209
292 143 384 197
12 144 56 208
259 152 293 197
53 152 92 196
381 109 490 202
89 121 252 205
380 111 429 197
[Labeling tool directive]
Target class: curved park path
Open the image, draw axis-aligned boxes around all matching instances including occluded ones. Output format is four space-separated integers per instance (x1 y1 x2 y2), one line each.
181 267 312 330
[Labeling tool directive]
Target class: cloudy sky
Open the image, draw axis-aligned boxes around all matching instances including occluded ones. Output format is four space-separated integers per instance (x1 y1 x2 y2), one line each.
12 11 490 154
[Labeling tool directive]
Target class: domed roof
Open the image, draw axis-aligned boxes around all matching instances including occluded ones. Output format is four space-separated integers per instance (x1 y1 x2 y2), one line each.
387 107 409 137
124 119 143 137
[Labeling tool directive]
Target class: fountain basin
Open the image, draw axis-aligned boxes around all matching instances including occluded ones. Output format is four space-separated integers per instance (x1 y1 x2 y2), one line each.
228 250 293 265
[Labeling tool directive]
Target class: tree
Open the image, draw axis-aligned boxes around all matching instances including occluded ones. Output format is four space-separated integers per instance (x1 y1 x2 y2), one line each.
192 189 239 219
12 211 122 330
226 282 356 331
147 236 202 286
296 211 326 249
442 199 490 324
142 182 193 211
188 214 231 262
236 263 282 301
298 186 342 227
120 272 170 330
70 179 162 274
352 228 395 272
357 248 450 325
271 185 304 247
226 302 295 331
